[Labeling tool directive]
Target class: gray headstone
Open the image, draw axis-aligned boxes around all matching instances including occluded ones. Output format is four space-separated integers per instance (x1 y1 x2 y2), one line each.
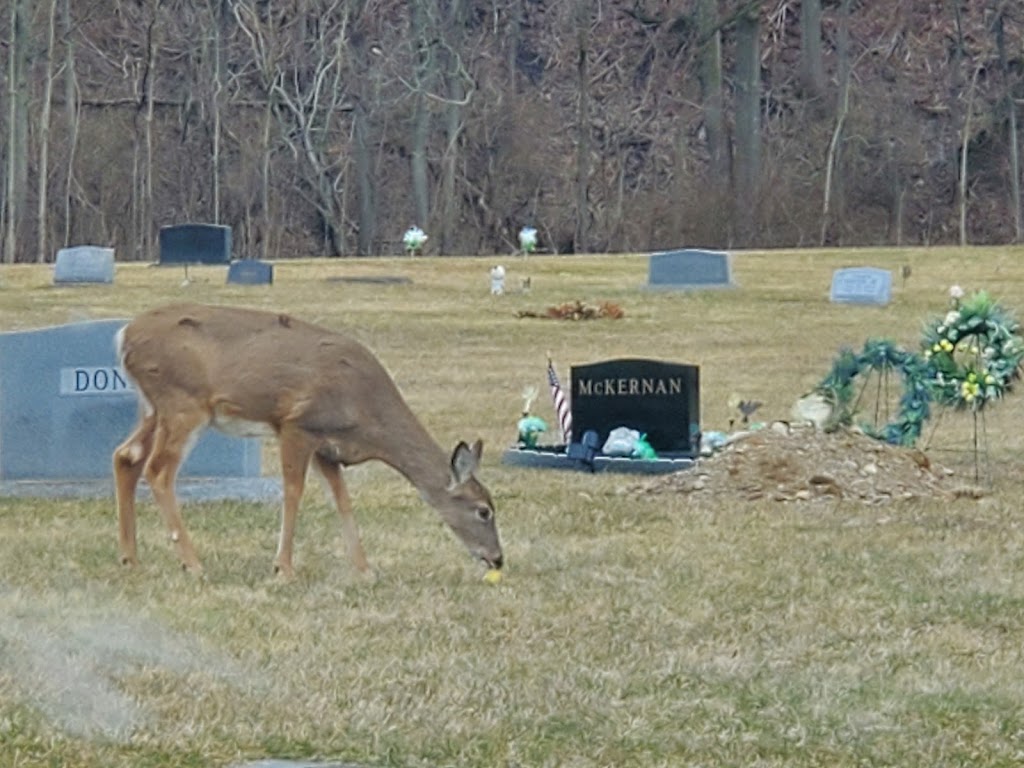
159 224 232 265
830 267 892 306
0 319 261 482
53 246 115 284
227 259 274 285
570 358 701 456
647 249 733 290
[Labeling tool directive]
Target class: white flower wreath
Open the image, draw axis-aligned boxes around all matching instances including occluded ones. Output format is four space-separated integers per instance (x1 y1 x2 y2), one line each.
921 289 1024 410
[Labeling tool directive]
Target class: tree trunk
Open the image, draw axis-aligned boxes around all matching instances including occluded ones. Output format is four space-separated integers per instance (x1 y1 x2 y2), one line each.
61 0 79 249
439 0 465 255
410 0 432 235
36 0 59 262
209 0 224 225
143 12 159 261
696 0 726 181
573 0 591 253
4 0 29 263
799 0 825 100
996 10 1022 243
733 4 762 245
820 0 851 246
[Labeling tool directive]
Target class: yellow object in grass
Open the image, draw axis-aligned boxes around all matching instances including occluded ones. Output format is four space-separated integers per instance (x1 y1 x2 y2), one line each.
483 568 502 584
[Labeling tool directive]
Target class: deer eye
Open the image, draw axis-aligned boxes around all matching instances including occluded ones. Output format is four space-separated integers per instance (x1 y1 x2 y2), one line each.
475 506 493 522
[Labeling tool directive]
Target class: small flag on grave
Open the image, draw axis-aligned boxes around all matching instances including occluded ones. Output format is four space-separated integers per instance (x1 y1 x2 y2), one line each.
547 356 572 445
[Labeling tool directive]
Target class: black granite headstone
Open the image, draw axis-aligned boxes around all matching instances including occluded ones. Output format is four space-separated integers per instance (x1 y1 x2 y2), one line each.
227 259 274 285
158 224 232 265
570 358 700 456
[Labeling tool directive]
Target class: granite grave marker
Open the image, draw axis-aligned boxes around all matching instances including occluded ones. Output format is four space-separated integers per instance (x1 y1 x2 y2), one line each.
830 267 892 306
158 223 232 265
0 319 261 484
53 246 115 284
648 249 733 290
570 358 700 456
227 259 274 285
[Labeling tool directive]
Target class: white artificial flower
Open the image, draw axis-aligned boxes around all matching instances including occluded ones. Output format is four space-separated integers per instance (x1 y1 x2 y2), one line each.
403 226 428 252
949 284 965 300
518 226 538 253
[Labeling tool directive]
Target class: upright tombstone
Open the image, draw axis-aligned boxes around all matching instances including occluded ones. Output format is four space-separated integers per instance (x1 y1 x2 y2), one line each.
158 224 232 265
647 249 733 290
53 246 115 284
830 267 892 306
570 358 700 456
227 259 274 286
0 319 263 491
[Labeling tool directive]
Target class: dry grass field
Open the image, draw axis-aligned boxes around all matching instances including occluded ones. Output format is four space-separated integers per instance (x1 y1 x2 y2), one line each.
2 248 1024 767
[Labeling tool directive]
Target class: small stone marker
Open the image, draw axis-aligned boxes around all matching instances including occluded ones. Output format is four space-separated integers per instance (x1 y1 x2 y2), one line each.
490 265 506 295
0 319 263 492
830 267 892 306
647 249 733 290
53 246 115 284
570 358 701 456
158 223 232 265
227 259 274 285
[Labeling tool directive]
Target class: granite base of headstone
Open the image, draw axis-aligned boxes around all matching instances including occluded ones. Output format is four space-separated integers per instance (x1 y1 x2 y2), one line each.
830 267 892 306
502 358 700 474
0 319 277 501
159 223 232 265
227 259 274 285
647 249 734 290
54 246 115 284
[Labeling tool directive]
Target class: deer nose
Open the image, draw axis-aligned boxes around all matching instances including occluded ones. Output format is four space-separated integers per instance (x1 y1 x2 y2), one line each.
488 554 503 570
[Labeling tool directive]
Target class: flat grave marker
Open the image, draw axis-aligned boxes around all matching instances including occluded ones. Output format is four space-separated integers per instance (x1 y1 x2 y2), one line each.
0 319 271 499
159 223 232 265
647 249 733 290
53 246 115 284
227 259 274 285
830 267 892 306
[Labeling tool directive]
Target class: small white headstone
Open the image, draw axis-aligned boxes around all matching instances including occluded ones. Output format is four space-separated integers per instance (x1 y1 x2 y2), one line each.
54 246 115 284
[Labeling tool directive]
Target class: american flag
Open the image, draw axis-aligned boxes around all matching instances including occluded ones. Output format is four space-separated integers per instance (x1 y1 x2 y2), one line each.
547 357 572 444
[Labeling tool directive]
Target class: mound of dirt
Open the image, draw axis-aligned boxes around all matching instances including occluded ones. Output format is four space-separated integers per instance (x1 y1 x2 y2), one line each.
636 426 979 505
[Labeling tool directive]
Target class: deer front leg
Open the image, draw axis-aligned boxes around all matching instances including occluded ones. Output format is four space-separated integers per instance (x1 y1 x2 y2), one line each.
275 427 316 579
145 416 205 574
313 454 371 576
113 414 156 567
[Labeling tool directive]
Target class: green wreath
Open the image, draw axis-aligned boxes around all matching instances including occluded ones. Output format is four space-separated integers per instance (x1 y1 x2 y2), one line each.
921 290 1024 411
818 339 933 447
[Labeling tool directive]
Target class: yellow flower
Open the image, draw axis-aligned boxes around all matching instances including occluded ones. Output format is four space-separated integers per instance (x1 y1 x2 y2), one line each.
985 374 996 385
940 339 954 352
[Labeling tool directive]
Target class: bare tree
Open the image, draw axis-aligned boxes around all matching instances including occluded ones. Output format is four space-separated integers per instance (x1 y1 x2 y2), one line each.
574 0 591 253
35 0 59 262
734 2 762 244
820 0 852 245
799 0 825 100
4 0 29 263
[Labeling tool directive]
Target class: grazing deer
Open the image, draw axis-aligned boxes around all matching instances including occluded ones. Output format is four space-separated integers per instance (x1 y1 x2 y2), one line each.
113 303 503 578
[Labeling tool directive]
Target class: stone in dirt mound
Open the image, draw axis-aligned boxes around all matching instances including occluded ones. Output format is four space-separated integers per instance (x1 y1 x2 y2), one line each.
635 426 981 505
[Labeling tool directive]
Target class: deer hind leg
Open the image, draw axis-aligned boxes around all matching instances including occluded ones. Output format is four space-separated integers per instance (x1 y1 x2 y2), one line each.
144 406 208 574
313 453 371 575
274 426 317 579
113 413 157 566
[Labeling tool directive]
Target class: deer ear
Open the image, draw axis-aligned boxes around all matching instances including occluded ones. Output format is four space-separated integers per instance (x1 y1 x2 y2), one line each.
450 440 482 485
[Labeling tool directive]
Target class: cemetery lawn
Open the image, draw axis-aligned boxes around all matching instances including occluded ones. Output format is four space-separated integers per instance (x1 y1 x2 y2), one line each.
2 247 1024 767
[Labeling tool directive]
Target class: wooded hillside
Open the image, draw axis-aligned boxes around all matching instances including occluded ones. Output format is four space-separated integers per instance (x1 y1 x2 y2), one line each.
1 1 1022 261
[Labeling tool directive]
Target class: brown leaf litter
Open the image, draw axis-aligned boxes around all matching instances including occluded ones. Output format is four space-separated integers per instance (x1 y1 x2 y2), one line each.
635 426 982 505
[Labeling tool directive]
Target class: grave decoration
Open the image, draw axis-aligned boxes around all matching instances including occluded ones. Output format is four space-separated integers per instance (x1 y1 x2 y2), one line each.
0 319 273 500
812 287 1023 483
503 357 700 474
515 386 548 448
403 226 427 255
518 226 537 255
817 338 933 447
53 246 115 284
158 223 232 265
646 249 733 290
490 265 506 295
